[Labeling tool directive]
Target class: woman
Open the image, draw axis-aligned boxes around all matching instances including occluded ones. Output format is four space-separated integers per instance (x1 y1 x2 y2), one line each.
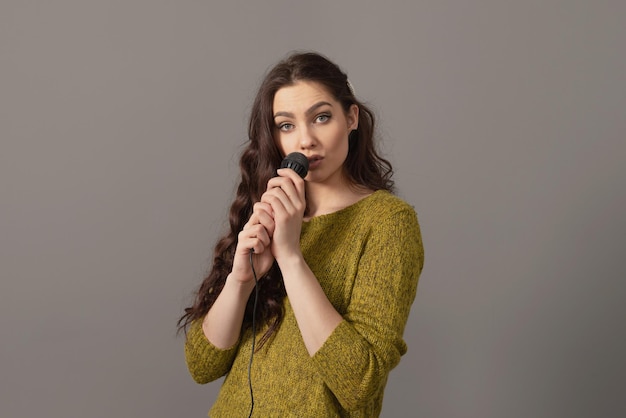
179 52 424 417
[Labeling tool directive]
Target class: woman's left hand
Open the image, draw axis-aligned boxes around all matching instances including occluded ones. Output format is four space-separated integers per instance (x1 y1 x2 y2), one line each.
260 168 306 261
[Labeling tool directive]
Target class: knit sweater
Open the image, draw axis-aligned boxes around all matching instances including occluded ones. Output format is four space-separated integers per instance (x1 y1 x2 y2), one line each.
185 190 424 417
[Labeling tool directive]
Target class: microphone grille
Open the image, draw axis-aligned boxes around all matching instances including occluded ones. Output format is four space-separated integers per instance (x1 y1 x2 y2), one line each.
280 152 309 178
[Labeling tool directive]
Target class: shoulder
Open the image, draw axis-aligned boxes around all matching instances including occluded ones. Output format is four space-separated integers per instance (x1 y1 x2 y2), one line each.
364 190 422 238
365 191 424 268
356 191 424 274
358 190 418 220
350 190 421 244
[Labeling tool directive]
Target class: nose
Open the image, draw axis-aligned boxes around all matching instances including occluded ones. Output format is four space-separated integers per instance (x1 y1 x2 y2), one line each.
299 126 317 149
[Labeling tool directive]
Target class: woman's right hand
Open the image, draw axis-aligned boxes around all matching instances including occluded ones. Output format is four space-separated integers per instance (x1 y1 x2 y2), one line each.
230 202 276 285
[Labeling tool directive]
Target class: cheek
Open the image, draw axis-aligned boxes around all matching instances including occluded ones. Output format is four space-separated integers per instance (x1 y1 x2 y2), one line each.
273 133 287 154
337 130 351 152
332 133 350 162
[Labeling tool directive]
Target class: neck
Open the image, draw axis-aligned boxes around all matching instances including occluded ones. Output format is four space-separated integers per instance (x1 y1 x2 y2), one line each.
304 177 372 220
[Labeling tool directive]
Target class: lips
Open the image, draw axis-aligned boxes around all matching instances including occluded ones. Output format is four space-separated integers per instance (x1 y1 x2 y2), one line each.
307 155 323 169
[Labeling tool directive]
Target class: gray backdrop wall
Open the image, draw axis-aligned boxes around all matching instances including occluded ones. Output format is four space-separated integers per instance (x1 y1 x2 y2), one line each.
2 1 624 417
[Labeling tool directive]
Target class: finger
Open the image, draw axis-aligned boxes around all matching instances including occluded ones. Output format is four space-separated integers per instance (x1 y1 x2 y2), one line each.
265 178 300 211
265 185 303 217
275 168 305 196
253 201 274 218
253 202 275 236
238 224 271 253
260 189 291 218
267 171 302 194
244 202 273 229
269 170 305 211
242 214 259 230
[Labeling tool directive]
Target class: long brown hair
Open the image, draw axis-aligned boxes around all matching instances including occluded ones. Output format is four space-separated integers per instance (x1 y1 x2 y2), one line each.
178 52 394 347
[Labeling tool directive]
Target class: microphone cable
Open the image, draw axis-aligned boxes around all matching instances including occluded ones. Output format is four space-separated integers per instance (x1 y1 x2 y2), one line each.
247 250 259 418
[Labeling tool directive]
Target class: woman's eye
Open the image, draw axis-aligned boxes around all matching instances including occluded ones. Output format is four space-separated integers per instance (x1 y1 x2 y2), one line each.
278 123 294 132
315 114 330 123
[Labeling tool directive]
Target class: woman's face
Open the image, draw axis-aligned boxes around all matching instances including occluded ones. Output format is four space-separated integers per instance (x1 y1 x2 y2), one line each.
272 81 358 186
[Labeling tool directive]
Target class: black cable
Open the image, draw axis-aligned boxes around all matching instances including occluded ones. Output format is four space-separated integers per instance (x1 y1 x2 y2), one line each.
247 250 259 418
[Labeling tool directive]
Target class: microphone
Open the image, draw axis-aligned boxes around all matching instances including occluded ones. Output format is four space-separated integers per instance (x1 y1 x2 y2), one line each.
279 152 309 179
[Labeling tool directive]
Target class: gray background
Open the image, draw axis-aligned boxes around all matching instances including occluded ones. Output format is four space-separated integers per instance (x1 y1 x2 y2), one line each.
1 1 624 417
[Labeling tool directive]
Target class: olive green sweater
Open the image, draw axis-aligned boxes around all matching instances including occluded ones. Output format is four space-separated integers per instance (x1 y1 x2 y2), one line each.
185 190 424 417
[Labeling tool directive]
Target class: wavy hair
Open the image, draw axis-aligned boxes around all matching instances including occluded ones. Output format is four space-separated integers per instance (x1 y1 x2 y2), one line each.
178 52 394 347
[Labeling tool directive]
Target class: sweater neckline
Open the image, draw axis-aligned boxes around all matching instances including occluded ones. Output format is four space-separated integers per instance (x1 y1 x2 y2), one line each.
303 189 387 226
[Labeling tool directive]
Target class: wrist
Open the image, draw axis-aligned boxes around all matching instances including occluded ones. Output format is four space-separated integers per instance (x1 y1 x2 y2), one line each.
224 273 256 298
276 252 305 276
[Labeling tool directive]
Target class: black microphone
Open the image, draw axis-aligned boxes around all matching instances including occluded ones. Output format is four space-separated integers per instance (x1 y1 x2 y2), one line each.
279 152 309 179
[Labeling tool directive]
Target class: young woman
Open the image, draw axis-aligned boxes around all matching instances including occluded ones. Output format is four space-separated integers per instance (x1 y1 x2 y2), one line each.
179 52 424 417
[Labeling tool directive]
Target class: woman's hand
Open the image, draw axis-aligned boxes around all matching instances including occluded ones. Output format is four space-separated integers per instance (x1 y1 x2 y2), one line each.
230 201 276 285
260 168 306 262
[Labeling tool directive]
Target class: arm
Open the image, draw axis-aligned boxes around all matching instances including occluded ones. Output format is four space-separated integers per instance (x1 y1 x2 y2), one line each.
184 202 276 382
311 208 423 410
184 274 256 384
260 169 342 354
278 254 344 355
202 202 276 348
184 318 239 384
261 170 423 409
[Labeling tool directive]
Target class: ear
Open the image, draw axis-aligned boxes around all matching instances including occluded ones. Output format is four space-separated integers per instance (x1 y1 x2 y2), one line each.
346 104 359 130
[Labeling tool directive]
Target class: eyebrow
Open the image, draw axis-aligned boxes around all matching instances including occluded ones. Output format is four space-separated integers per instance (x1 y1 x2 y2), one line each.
273 101 333 119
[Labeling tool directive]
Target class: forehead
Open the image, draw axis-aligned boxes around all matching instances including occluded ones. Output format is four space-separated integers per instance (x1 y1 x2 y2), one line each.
273 81 336 112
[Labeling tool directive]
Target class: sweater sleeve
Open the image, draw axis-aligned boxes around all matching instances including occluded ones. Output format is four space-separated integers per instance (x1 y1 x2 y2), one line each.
311 206 424 410
184 319 240 384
